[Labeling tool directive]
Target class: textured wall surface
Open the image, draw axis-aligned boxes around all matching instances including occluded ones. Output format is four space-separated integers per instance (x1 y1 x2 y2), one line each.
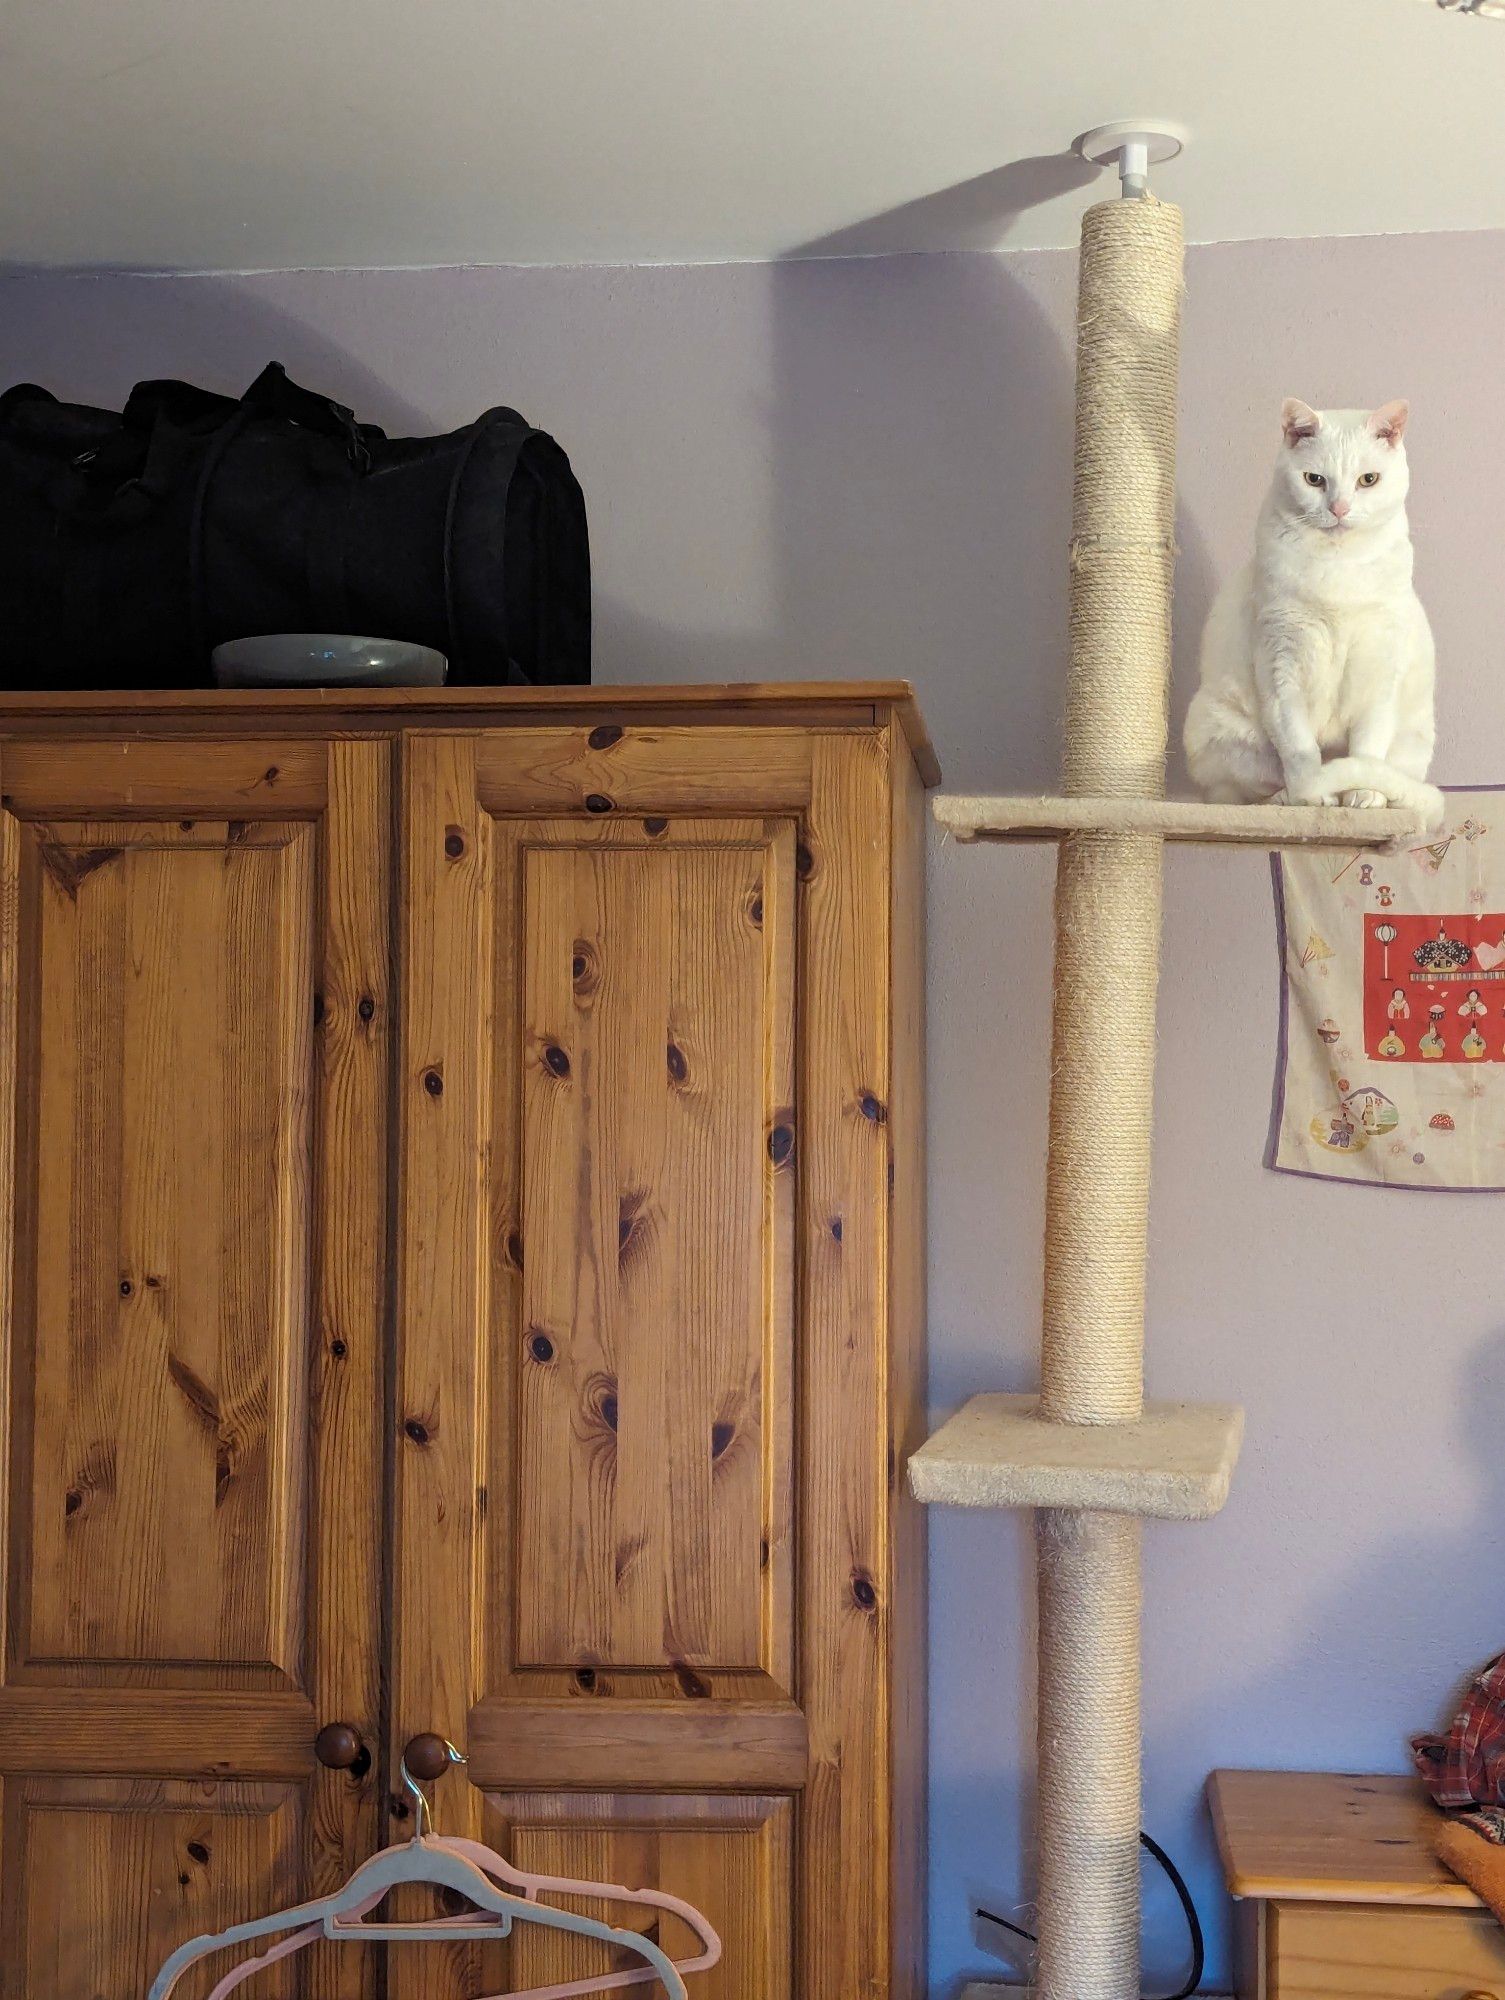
3 228 1502 1992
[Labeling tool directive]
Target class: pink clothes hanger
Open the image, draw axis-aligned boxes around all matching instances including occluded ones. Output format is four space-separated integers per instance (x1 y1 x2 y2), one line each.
402 1740 722 2000
156 1736 721 2000
149 1837 686 2000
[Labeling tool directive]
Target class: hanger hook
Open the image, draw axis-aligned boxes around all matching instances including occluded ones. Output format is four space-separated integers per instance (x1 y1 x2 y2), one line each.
398 1736 467 1838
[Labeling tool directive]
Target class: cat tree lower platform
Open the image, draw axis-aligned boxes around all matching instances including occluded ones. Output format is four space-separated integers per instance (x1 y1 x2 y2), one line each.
911 1395 1244 1521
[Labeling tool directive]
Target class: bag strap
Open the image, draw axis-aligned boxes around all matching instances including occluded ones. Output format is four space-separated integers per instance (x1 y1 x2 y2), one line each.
441 406 531 674
185 366 375 662
239 363 375 471
42 401 204 529
122 379 240 436
186 402 259 668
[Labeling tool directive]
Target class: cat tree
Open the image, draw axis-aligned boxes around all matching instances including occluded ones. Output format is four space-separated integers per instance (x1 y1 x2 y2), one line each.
910 123 1426 1999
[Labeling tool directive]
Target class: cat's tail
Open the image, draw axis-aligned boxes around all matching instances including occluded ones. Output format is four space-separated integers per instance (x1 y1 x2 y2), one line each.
1303 757 1445 829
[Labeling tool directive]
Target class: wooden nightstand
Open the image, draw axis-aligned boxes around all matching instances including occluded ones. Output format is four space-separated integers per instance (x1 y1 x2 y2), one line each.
1210 1771 1505 1999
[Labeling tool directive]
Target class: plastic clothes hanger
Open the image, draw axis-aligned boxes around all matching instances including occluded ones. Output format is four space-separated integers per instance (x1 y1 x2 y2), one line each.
149 1843 685 2000
150 1736 720 2000
402 1737 722 2000
193 1738 720 1999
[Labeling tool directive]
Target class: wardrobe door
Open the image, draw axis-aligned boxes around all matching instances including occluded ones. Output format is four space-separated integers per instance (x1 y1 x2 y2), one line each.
0 736 390 1999
393 725 918 2000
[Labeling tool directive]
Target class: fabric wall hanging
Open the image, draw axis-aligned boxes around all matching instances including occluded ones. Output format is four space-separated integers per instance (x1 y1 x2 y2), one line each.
1269 787 1505 1189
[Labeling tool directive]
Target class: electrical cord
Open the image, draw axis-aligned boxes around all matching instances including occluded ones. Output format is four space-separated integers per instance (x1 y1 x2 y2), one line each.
975 1829 1205 2000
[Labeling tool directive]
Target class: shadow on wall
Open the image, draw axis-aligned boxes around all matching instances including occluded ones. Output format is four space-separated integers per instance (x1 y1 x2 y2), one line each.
792 152 1099 260
14 273 431 435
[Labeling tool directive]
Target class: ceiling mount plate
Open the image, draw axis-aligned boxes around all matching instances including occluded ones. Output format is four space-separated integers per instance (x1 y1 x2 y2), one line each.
1073 119 1189 196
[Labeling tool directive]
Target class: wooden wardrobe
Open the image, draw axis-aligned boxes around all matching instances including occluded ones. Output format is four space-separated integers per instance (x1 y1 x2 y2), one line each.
0 683 932 2000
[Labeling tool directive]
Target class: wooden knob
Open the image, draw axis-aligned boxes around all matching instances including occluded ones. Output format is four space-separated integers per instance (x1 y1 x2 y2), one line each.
313 1722 363 1770
403 1732 453 1782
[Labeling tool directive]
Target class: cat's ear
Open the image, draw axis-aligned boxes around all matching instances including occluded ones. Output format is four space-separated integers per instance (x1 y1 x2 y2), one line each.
1369 399 1410 447
1281 398 1321 444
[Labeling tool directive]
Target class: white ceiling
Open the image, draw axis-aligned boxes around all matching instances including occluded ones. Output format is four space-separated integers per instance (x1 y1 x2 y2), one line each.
3 0 1503 271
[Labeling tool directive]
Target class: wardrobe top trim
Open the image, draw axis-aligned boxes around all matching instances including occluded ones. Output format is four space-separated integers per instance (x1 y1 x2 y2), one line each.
0 681 939 785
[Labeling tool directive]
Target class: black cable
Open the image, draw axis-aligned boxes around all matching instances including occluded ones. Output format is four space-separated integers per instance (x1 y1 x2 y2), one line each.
1138 1829 1205 2000
975 1829 1205 2000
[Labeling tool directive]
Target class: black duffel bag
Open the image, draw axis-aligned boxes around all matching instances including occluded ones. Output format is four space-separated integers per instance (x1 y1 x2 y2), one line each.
0 362 590 687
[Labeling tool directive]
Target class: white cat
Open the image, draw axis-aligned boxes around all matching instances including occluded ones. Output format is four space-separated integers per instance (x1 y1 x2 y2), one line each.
1184 398 1443 825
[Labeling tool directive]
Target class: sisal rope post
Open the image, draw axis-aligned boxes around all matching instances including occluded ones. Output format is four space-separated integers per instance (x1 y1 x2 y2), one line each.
1037 1509 1143 1993
1033 192 1183 2000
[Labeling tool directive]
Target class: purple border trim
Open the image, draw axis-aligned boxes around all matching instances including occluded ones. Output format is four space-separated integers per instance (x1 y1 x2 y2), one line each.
1265 782 1505 1194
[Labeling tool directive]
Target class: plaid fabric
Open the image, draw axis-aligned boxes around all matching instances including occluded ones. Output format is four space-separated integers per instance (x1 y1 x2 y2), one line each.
1413 1652 1505 1832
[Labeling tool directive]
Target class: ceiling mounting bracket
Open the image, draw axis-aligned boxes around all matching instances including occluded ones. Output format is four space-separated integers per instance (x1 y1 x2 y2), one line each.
1073 120 1188 199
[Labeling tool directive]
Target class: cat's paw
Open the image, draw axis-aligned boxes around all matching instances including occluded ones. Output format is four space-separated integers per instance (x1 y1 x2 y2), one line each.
1272 785 1338 808
1339 788 1390 809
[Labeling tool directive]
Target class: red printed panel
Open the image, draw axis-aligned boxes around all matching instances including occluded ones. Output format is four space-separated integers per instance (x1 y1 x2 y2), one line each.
1364 911 1505 1064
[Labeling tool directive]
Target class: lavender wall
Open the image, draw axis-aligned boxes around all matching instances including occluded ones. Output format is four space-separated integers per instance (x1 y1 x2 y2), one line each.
5 231 1503 1994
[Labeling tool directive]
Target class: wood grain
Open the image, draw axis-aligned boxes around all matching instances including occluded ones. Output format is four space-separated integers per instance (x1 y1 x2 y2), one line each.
0 741 387 2000
306 740 391 1997
0 797 20 1697
391 733 491 2000
1210 1771 1481 1907
483 1792 795 2000
0 701 931 1999
474 725 814 815
1268 1901 1505 1998
799 730 897 1998
392 732 490 1801
488 811 797 1705
466 1699 808 1789
1 1775 301 2000
886 715 929 1997
0 1689 317 1774
0 685 941 788
400 721 927 1995
19 816 313 1678
514 825 793 1676
0 738 326 816
483 812 794 1708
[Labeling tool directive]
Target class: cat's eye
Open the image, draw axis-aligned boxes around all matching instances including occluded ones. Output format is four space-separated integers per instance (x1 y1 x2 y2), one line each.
1303 471 1326 488
1358 471 1381 487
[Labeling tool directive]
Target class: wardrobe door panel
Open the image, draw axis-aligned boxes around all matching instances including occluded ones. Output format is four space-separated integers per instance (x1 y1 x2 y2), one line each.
3 1776 300 2000
395 737 798 1753
394 723 922 2000
483 1793 794 2000
18 819 312 1680
513 829 794 1679
0 739 389 2000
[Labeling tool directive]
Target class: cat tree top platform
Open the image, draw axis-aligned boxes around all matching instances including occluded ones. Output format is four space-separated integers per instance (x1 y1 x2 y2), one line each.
910 1394 1245 1521
935 794 1426 848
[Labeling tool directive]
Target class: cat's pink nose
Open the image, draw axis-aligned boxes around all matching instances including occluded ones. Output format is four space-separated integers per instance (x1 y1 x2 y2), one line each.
1330 499 1351 519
